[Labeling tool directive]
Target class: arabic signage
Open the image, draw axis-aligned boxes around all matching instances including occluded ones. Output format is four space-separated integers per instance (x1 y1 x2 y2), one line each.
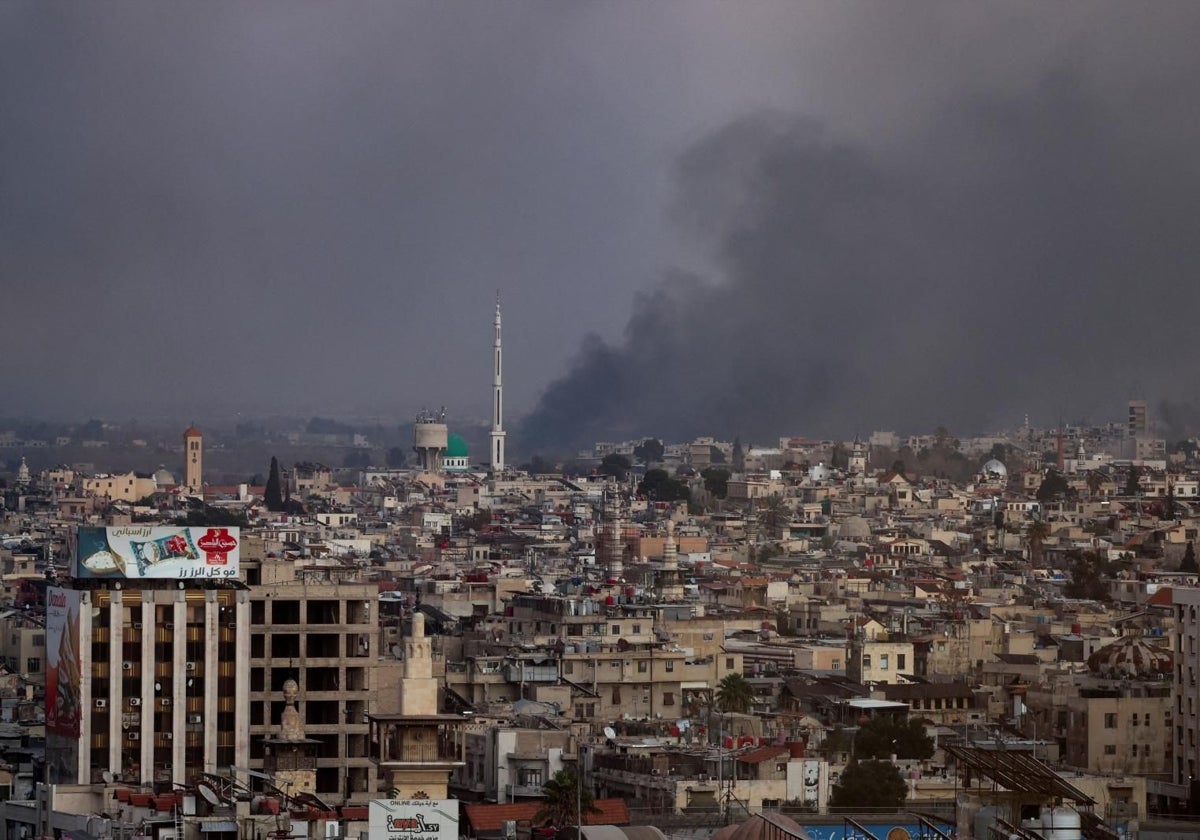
75 526 240 579
369 800 458 840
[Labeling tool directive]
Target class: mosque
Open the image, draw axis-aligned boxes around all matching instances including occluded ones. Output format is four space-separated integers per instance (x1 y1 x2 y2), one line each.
411 299 507 474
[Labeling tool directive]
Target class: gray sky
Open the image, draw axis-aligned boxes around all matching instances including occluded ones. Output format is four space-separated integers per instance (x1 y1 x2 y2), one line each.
4 3 1200 448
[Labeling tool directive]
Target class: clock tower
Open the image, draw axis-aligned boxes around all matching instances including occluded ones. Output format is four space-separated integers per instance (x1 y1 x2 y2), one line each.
183 426 203 494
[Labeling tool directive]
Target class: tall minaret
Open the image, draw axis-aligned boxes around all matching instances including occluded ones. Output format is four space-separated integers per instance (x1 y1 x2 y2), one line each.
490 297 507 472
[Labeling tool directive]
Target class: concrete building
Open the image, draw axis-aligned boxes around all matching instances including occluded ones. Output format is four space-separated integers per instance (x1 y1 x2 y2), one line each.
244 551 384 803
183 426 203 494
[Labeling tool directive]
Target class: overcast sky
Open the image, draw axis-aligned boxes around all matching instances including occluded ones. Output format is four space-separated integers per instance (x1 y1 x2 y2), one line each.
4 3 1200 448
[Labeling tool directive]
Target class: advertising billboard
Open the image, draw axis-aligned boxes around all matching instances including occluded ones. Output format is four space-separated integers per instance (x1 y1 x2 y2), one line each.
46 587 82 737
369 800 458 840
75 526 240 580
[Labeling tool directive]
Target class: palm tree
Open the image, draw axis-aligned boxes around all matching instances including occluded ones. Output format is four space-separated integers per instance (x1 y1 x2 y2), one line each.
716 672 754 714
533 768 599 830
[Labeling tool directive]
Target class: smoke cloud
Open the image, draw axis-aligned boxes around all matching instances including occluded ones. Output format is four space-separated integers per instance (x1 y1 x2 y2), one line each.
520 64 1200 453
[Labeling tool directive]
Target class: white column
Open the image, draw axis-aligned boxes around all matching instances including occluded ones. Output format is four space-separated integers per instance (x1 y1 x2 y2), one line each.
204 592 220 773
109 590 123 772
140 591 154 784
234 591 251 772
172 596 187 784
78 591 92 783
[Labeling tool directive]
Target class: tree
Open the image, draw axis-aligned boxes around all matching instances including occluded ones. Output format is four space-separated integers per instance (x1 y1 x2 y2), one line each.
633 438 664 465
598 454 632 481
1182 541 1198 573
1124 467 1141 496
533 768 599 829
264 457 284 511
1026 520 1049 566
716 672 754 714
1036 469 1070 502
1162 485 1177 521
386 446 407 468
702 468 730 499
830 760 908 809
637 468 690 502
853 716 934 760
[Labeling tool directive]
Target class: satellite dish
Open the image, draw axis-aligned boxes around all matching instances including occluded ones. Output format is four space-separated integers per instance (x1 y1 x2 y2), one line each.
102 770 115 784
603 726 617 740
391 645 403 659
198 783 220 806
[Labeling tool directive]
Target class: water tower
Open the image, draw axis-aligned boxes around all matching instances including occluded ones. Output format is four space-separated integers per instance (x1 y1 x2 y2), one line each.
413 409 449 472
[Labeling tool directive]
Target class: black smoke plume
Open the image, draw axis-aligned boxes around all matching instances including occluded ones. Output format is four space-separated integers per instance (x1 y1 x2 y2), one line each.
519 72 1200 453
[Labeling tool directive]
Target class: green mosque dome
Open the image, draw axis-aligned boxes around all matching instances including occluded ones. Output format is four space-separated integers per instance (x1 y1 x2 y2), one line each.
445 433 469 459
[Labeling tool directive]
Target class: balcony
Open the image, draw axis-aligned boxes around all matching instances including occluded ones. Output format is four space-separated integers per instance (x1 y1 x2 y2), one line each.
506 783 545 798
504 664 558 683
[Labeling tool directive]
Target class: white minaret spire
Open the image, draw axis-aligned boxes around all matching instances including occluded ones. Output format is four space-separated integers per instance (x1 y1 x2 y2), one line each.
490 293 506 472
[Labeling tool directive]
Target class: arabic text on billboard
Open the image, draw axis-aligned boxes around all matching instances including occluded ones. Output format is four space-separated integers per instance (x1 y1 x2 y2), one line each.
76 526 240 580
46 587 82 737
369 800 458 840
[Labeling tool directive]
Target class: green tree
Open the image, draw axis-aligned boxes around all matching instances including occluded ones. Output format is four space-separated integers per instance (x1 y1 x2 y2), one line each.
1036 470 1070 502
716 672 754 714
1026 520 1049 566
533 768 599 829
702 468 731 498
637 468 690 502
633 438 665 465
598 454 632 481
1182 541 1198 573
853 716 934 760
830 760 908 809
1124 467 1141 496
264 457 284 512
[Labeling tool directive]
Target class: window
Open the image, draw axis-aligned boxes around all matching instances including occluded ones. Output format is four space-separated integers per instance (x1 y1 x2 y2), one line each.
897 654 906 670
26 658 40 674
611 661 619 669
665 660 675 672
1104 713 1117 729
862 654 872 668
612 624 621 636
726 657 735 670
519 768 543 786
880 654 889 670
33 634 44 648
563 661 574 675
1104 744 1117 755
638 661 648 673
1131 745 1138 757
1132 714 1139 727
663 692 675 706
832 659 842 670
632 624 641 634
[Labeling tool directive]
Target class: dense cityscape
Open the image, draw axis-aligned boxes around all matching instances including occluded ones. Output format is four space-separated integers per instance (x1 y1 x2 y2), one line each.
8 4 1200 840
0 303 1196 840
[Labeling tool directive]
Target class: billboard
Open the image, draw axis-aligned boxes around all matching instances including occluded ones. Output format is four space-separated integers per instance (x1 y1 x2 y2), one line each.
75 526 240 580
369 800 458 840
46 587 82 737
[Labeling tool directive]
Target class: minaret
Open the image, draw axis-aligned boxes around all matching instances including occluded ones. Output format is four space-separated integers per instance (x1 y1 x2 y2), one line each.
490 298 506 472
659 519 684 601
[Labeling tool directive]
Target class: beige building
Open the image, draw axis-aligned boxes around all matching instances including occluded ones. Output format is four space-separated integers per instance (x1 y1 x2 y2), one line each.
81 472 157 504
244 552 385 803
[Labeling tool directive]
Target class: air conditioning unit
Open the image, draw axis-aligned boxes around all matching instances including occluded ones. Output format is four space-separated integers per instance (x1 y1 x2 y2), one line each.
161 698 171 706
164 732 173 740
186 662 196 671
187 713 202 724
133 622 143 630
96 699 108 709
227 623 237 630
123 662 133 671
129 732 140 741
165 622 174 629
130 698 142 707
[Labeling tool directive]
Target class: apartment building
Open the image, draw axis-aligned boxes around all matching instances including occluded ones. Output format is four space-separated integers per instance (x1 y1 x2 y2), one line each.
1172 587 1200 793
243 549 390 804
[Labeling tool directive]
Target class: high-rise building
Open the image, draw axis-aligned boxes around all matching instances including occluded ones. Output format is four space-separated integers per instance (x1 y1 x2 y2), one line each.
1172 587 1200 801
49 525 250 787
490 299 506 472
184 425 203 494
1128 400 1150 439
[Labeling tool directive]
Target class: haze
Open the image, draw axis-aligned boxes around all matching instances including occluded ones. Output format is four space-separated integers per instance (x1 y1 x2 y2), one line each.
4 3 1200 452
